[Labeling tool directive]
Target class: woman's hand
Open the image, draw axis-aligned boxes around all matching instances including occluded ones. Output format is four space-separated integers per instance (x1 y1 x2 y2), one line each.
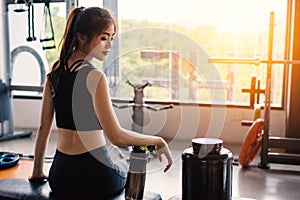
28 171 48 183
156 138 173 172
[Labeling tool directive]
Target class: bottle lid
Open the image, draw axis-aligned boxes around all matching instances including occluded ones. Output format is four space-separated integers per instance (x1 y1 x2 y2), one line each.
192 138 223 155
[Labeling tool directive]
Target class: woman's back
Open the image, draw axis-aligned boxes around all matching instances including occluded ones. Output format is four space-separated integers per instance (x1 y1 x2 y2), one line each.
53 61 102 131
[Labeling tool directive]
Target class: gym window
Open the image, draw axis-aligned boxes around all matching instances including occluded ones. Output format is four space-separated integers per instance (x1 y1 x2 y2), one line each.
8 0 288 108
112 0 288 107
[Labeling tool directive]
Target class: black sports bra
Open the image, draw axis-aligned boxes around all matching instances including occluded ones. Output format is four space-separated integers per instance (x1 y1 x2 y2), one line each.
53 60 103 131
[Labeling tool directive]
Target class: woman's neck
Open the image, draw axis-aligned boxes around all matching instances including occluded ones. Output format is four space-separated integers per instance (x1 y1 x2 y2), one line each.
70 49 93 63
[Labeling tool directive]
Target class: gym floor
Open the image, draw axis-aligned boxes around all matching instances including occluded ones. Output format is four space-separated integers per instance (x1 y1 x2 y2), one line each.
1 130 300 200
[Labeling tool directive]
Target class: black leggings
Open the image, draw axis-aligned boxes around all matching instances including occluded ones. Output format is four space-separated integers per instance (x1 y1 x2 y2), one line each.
48 146 128 200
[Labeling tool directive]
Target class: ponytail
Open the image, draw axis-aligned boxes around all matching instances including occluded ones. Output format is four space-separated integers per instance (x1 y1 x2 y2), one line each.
46 7 83 97
59 7 84 68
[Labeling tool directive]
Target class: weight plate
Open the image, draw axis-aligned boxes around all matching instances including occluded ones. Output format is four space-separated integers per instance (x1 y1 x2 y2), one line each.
239 118 264 168
0 152 20 170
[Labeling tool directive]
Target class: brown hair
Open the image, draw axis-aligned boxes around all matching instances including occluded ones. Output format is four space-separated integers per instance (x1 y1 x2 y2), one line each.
47 7 116 97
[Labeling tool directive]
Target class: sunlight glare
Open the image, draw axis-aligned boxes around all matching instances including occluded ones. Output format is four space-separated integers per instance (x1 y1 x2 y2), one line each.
119 0 282 35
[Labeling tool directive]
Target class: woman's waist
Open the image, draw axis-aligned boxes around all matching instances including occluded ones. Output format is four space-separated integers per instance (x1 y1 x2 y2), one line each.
57 128 106 155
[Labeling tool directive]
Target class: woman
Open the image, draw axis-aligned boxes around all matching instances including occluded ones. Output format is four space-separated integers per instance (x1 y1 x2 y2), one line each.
29 6 173 199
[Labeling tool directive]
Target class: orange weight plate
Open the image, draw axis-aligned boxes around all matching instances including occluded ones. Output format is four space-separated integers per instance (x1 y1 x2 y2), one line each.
239 118 264 168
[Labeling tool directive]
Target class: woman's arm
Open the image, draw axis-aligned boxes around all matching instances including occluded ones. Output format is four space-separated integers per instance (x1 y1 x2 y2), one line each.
29 79 55 181
87 70 173 172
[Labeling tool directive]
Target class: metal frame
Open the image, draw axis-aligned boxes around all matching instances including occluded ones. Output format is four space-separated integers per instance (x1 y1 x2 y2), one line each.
259 12 300 168
113 80 173 134
226 12 300 168
208 57 300 65
0 0 69 142
232 12 300 168
7 0 65 4
112 80 172 198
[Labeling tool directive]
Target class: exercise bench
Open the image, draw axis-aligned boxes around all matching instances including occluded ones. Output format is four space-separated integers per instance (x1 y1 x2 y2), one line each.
0 160 162 200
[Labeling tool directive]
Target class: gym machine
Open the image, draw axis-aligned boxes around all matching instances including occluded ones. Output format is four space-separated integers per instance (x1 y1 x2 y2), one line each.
211 12 300 168
113 80 173 135
10 0 62 45
253 12 300 168
113 80 172 199
0 0 66 142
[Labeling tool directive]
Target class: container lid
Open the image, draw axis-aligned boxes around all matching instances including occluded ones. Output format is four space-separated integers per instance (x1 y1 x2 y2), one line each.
192 138 223 155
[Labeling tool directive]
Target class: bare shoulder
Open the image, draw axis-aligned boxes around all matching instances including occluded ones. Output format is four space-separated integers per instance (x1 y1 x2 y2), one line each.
86 69 107 93
88 68 106 81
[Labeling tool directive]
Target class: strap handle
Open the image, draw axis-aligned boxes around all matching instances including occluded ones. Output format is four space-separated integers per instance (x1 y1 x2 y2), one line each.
40 1 56 50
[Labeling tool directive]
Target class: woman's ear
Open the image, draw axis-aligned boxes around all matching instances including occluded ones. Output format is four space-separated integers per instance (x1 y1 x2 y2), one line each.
77 33 87 44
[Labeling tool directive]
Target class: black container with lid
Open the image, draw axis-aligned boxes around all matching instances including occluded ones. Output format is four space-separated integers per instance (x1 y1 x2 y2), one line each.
182 138 233 200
